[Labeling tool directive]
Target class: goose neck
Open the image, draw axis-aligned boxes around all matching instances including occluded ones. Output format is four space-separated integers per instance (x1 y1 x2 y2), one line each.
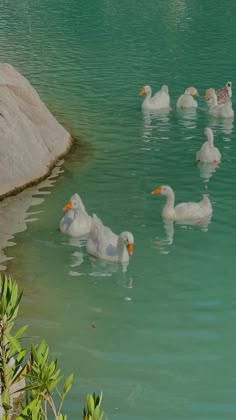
206 131 214 147
165 190 175 208
117 237 128 261
145 87 152 100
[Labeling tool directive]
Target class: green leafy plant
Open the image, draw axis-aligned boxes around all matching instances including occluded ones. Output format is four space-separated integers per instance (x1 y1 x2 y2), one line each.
0 272 28 419
0 272 107 419
83 392 107 420
18 341 74 419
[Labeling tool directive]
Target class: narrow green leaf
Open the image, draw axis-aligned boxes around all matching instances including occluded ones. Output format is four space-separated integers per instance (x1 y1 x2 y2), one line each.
6 332 21 352
15 324 29 339
2 401 12 411
59 414 67 420
93 405 100 420
15 349 27 365
99 392 103 407
2 389 10 406
16 383 42 393
12 363 28 385
31 344 39 364
20 398 40 414
48 374 63 391
63 373 74 395
48 360 56 376
38 340 47 358
50 368 61 381
88 394 95 412
41 346 49 369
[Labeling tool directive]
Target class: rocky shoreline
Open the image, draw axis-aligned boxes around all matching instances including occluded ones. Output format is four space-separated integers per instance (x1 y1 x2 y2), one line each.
0 63 72 199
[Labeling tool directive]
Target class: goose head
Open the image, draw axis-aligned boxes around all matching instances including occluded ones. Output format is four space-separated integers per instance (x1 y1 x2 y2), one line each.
140 85 151 95
205 90 217 106
151 185 173 197
184 86 199 96
119 232 134 255
204 88 215 101
63 193 83 211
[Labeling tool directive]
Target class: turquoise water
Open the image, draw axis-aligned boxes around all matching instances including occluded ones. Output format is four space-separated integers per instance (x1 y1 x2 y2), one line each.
1 0 236 418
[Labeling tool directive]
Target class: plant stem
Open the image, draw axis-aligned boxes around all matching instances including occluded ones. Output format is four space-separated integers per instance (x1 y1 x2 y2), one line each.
41 393 58 419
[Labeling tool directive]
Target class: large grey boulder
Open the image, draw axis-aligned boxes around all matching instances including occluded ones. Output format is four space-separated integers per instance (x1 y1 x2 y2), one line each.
0 63 72 198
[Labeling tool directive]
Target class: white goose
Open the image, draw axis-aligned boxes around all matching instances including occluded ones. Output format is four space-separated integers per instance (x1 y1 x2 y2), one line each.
205 90 234 119
196 127 221 163
151 185 212 220
176 86 199 108
86 214 134 262
59 193 92 237
205 81 232 104
140 85 170 110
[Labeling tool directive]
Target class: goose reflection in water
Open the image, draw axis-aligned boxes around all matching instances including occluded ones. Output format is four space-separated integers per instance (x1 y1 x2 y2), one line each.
88 254 130 274
142 109 171 142
197 161 219 182
68 247 130 277
154 215 212 247
178 107 198 131
207 117 233 136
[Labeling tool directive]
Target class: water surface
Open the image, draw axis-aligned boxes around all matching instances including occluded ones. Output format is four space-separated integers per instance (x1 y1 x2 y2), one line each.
1 0 236 418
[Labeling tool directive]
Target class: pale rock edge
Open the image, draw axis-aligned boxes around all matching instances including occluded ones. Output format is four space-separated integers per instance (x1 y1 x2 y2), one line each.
0 63 73 199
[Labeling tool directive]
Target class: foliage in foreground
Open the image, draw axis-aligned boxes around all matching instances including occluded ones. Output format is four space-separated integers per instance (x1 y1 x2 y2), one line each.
0 272 107 419
83 392 107 420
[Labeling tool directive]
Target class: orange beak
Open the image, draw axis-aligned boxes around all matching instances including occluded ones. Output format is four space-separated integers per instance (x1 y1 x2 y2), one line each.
127 243 133 255
63 200 72 211
151 186 162 195
140 87 146 95
195 90 199 97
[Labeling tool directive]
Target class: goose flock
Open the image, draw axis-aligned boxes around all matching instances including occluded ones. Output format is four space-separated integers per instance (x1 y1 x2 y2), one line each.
59 81 233 263
140 80 233 118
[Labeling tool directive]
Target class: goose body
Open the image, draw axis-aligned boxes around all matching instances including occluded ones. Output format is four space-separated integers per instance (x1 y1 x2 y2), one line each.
176 86 199 108
59 193 92 237
205 81 232 105
216 81 232 103
151 185 212 220
205 91 234 119
140 85 170 110
196 127 221 163
86 214 134 262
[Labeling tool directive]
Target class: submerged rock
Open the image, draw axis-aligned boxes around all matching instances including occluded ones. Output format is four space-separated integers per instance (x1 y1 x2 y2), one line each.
0 63 72 198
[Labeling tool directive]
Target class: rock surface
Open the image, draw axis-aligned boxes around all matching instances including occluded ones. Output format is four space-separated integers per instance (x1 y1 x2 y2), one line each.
0 63 72 198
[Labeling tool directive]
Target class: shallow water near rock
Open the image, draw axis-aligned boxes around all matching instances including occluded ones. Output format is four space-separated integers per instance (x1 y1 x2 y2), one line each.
1 1 236 418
